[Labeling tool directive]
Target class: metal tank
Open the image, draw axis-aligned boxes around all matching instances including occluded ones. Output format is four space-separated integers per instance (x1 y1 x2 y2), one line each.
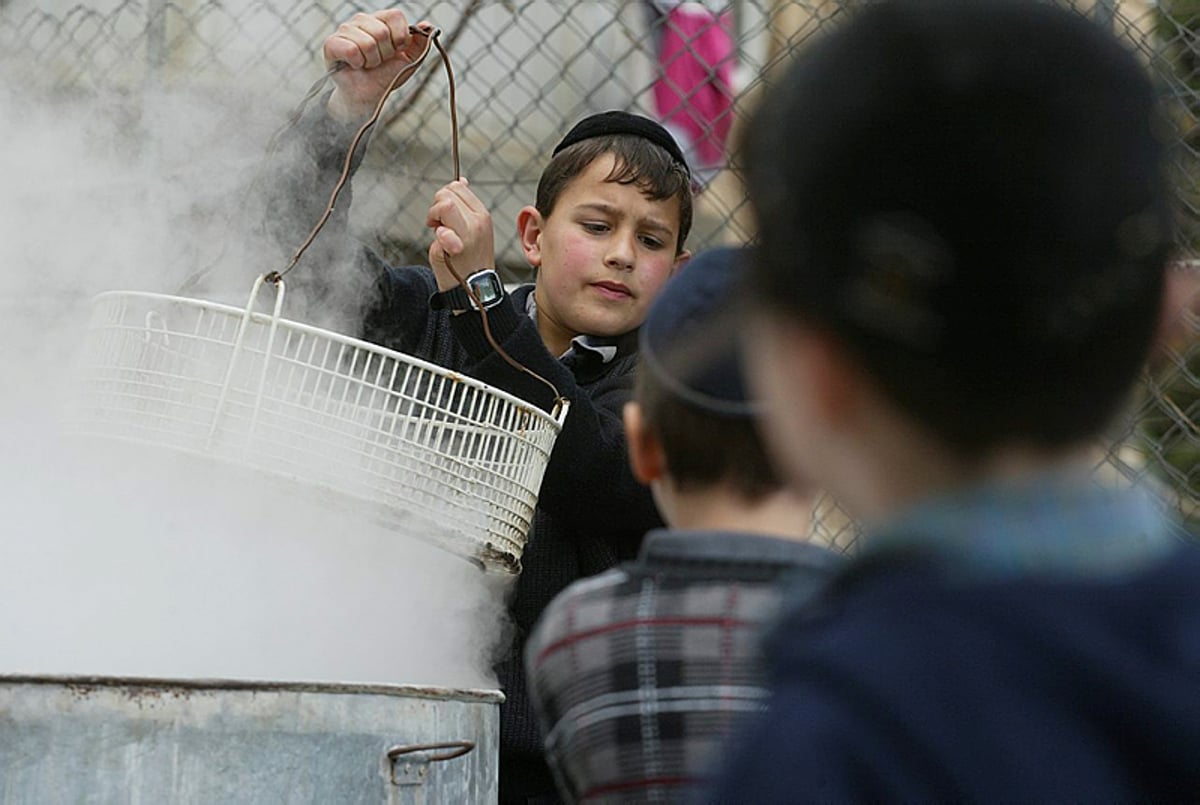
0 674 500 803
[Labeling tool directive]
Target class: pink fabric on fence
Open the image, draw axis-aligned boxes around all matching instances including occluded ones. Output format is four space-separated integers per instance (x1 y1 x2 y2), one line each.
652 4 736 168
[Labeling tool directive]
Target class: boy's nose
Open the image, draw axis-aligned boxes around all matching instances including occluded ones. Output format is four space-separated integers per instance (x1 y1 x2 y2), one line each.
605 232 636 271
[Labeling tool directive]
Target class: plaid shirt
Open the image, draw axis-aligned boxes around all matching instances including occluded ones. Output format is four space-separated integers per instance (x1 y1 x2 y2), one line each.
524 529 841 803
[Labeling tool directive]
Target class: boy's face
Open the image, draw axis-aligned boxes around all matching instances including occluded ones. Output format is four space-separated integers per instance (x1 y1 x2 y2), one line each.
519 154 688 352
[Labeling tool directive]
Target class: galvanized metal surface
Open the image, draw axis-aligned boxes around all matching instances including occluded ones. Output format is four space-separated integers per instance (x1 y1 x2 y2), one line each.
0 675 502 804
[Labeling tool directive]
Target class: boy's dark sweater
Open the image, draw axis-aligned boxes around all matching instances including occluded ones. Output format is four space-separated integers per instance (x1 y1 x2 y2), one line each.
262 108 663 802
707 544 1200 801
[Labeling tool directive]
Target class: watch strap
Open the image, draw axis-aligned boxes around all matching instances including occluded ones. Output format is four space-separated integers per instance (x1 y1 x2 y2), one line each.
429 284 473 312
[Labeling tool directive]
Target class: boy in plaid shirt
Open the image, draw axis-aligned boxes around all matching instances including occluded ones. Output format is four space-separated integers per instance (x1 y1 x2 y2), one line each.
524 246 843 803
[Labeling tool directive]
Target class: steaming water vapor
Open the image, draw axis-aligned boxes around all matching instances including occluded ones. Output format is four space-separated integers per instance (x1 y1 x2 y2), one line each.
0 80 508 688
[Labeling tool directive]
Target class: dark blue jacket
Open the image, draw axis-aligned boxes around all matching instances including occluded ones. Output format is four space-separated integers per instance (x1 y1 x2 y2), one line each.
705 545 1200 801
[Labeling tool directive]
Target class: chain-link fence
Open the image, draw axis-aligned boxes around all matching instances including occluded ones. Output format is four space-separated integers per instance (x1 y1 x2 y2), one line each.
1 0 1197 550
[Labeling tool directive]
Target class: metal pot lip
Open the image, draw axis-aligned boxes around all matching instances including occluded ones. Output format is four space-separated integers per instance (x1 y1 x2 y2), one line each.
0 673 505 704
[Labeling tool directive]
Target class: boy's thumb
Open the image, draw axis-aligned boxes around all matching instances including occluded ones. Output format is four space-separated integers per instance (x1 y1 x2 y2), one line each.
434 225 462 255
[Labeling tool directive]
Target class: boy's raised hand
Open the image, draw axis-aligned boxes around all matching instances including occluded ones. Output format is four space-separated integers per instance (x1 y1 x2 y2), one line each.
324 10 434 123
426 179 496 293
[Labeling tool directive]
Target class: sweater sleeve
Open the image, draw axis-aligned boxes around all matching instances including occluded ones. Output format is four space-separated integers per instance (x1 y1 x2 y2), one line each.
258 99 365 255
250 102 451 354
251 101 400 339
700 671 960 803
700 687 871 802
704 573 964 802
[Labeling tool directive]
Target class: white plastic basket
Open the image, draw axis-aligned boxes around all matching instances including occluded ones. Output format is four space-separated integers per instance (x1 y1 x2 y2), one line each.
66 276 569 574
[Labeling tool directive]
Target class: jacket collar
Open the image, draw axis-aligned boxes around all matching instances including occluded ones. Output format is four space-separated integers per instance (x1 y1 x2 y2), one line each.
636 529 842 577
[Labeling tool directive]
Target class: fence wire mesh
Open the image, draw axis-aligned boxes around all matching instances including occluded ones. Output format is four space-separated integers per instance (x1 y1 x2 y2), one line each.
2 0 1197 550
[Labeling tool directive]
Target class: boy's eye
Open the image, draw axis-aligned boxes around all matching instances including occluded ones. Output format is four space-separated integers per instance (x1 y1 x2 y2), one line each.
639 234 666 250
582 221 610 234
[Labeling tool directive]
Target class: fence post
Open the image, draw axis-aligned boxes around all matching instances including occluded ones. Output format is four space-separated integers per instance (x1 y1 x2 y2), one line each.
142 0 169 244
146 0 168 71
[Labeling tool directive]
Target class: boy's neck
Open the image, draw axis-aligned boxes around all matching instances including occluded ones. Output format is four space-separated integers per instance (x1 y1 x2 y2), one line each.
831 409 1098 524
534 306 577 359
660 484 815 544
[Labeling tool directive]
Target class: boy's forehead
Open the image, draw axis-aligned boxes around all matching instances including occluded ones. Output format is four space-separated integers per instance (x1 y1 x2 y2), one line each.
557 154 683 228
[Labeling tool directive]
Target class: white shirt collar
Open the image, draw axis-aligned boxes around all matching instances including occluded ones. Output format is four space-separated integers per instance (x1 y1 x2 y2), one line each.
524 288 618 363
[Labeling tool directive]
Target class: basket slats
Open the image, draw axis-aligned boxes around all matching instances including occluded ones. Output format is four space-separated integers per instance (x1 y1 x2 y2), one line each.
67 288 566 574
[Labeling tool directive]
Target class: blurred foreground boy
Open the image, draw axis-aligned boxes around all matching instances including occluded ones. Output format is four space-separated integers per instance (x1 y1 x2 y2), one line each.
710 0 1200 799
525 247 841 802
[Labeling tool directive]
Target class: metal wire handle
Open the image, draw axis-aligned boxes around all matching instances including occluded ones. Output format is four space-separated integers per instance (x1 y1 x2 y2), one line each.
268 25 449 284
272 24 566 409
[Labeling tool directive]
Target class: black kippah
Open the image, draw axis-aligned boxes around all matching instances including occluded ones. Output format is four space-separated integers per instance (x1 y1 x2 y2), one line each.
640 246 754 417
553 110 690 174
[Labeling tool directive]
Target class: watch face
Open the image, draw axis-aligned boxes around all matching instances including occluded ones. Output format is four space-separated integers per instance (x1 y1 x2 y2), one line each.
469 271 504 305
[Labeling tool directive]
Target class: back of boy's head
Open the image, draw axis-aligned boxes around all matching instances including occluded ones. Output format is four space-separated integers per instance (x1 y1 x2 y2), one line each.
637 246 783 500
740 0 1172 455
537 110 694 253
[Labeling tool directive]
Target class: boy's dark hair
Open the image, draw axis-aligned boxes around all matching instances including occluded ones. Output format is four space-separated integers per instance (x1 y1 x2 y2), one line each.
637 246 782 500
536 133 694 254
740 0 1172 455
635 364 783 500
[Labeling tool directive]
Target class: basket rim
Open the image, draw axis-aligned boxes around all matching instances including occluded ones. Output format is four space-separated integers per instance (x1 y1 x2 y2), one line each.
94 289 565 431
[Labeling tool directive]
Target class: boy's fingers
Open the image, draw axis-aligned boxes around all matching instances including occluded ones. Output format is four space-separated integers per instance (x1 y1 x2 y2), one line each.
425 193 456 230
324 32 368 69
340 12 393 68
426 182 492 272
358 13 398 66
426 183 474 228
376 8 412 50
325 11 406 70
444 179 485 211
399 18 436 60
434 226 464 257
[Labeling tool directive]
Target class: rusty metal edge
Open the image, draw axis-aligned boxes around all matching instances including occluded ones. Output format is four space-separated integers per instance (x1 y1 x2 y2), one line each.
0 674 504 704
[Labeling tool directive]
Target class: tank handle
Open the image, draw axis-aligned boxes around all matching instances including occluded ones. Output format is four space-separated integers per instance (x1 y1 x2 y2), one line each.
386 740 475 763
386 740 477 787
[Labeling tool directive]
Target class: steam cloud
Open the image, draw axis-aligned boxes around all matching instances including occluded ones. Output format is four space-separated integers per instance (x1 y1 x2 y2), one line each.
0 75 509 689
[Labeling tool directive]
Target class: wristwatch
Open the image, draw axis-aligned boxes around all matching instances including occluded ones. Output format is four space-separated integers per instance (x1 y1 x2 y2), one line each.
429 268 506 313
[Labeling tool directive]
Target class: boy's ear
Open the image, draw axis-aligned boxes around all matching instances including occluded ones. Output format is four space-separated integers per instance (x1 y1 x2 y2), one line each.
754 317 861 438
778 323 860 430
623 401 666 485
516 205 544 269
671 249 691 276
